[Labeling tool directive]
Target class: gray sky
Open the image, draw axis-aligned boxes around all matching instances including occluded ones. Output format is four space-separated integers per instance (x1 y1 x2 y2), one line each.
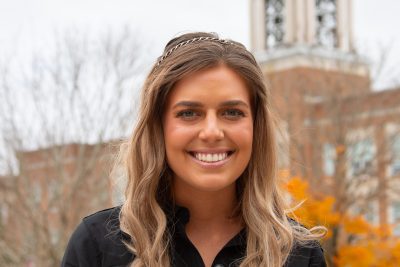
1 0 399 88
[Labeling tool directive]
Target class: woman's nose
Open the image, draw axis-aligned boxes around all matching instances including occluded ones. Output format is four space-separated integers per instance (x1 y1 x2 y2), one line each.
198 113 224 142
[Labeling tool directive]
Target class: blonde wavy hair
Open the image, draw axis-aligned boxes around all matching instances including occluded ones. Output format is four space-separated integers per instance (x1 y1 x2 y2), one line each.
118 32 326 267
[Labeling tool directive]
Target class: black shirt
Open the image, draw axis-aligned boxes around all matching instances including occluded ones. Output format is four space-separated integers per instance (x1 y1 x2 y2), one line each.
61 206 326 267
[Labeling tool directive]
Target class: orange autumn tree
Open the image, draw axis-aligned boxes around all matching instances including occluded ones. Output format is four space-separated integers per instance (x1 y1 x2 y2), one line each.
284 176 400 267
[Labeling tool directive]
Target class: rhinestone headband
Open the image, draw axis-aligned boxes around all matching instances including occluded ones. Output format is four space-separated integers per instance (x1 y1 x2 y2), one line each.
156 36 234 67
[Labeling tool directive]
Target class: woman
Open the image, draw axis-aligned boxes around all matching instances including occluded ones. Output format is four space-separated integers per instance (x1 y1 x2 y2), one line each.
62 32 326 267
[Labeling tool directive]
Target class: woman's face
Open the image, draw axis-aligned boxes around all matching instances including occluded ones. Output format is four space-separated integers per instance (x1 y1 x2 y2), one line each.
163 64 253 193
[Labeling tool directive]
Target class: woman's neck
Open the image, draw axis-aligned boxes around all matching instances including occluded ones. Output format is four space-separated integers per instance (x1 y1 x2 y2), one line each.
172 179 244 267
172 180 241 225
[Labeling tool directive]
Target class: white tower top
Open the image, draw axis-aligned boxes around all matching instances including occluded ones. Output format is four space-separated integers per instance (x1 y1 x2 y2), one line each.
250 0 368 77
250 0 354 53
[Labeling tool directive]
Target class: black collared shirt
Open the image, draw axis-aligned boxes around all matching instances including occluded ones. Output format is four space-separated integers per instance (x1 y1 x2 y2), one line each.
61 206 326 267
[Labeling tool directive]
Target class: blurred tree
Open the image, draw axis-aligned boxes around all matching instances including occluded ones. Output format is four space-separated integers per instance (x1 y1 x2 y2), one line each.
0 27 145 266
285 176 400 267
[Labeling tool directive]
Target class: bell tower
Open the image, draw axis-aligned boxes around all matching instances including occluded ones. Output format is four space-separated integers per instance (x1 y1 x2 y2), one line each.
249 0 371 178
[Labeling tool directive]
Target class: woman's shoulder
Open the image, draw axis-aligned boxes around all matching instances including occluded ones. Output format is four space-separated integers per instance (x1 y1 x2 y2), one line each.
81 206 121 233
285 218 327 266
61 206 133 267
285 241 326 267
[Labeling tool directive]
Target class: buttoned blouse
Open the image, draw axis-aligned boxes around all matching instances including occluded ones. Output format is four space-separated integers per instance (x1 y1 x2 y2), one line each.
61 206 326 267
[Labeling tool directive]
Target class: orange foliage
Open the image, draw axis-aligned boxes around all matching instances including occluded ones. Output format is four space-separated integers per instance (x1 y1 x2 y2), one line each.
285 177 340 231
335 245 375 267
343 216 373 235
285 176 309 200
335 240 400 267
284 176 400 266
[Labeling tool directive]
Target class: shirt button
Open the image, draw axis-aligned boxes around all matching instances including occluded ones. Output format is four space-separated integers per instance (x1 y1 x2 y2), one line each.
214 264 224 267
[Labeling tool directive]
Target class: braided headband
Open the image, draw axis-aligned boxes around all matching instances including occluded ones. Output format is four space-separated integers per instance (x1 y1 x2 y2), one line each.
156 36 234 67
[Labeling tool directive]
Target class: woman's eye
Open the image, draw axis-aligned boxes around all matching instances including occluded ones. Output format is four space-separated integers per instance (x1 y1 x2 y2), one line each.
176 110 200 120
222 109 245 119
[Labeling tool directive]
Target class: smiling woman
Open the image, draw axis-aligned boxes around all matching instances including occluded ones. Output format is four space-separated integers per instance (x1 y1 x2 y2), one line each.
61 32 327 267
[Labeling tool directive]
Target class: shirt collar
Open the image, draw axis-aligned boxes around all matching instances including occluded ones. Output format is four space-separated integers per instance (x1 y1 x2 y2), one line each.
167 204 247 249
118 203 247 249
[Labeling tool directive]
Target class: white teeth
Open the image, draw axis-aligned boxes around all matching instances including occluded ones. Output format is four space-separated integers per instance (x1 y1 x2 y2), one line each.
212 154 218 161
194 152 228 163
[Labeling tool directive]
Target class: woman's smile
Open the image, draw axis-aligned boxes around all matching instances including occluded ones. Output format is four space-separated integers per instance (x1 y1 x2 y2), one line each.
187 149 235 167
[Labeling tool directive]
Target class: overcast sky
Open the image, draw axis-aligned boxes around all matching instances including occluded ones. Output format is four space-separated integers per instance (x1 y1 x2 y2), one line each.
1 0 399 88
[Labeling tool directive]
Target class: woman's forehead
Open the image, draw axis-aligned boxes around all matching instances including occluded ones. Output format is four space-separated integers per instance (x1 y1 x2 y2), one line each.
165 65 251 108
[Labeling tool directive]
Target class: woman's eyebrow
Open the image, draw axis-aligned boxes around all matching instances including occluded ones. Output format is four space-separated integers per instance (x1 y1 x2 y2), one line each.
172 100 250 109
220 100 250 108
173 101 203 108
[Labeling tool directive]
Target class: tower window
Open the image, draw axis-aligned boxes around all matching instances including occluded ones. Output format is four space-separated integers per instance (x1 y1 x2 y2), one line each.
392 201 400 235
265 0 284 49
389 134 400 176
346 138 376 177
316 0 337 48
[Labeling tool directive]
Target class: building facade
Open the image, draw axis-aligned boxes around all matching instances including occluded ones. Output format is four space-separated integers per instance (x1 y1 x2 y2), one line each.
0 143 118 266
250 0 400 235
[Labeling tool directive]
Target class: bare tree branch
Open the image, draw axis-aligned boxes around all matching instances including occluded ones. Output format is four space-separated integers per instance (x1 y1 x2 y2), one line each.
0 27 145 266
